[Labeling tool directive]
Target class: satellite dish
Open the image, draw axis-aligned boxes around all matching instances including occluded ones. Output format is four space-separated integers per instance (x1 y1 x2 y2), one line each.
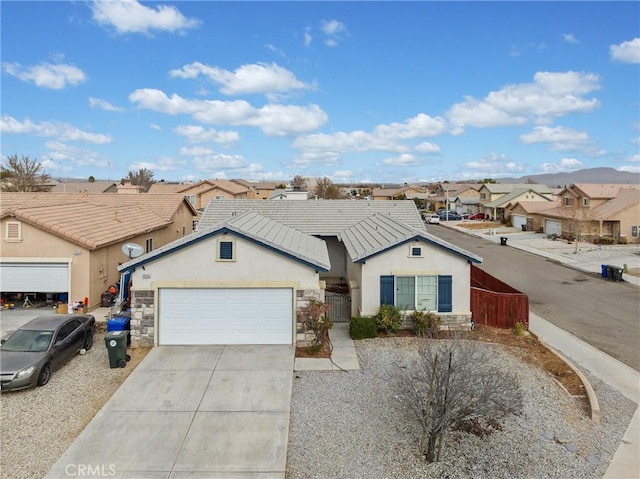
122 242 144 259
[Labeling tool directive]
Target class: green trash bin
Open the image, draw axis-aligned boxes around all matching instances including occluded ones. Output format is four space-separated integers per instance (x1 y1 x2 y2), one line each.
611 266 624 282
104 330 130 368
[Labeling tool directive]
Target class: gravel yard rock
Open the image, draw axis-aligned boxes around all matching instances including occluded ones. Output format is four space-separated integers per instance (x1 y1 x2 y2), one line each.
286 338 637 479
0 331 148 479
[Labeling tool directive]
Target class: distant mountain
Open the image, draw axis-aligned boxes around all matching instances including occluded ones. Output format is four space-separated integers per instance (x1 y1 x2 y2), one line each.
496 168 639 187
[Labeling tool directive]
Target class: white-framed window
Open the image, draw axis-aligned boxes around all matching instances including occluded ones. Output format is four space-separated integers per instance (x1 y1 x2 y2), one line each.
583 198 590 206
192 219 199 231
146 238 153 253
396 275 438 311
5 221 21 241
409 245 423 257
632 225 638 238
186 195 196 205
215 195 225 200
217 238 235 261
564 196 573 206
480 193 486 200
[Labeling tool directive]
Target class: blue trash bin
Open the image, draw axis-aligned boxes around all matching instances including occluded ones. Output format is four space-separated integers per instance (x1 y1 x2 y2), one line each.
601 264 608 278
107 313 131 345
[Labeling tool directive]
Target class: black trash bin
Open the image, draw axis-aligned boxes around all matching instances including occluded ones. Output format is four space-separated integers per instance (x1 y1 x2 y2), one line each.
521 224 527 231
611 266 624 282
500 237 508 246
606 265 614 280
104 331 130 368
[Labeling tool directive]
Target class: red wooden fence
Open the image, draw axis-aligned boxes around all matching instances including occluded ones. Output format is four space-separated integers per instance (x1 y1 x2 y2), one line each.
470 265 529 329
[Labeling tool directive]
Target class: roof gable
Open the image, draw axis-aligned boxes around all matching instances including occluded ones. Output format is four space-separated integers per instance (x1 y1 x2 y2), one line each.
340 214 482 264
119 211 330 272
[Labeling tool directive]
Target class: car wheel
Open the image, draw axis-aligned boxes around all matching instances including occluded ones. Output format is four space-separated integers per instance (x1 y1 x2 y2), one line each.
117 359 126 368
37 363 52 387
83 332 94 351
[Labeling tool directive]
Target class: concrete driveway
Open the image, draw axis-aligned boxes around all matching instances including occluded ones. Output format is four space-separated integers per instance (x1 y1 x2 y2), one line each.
45 344 294 478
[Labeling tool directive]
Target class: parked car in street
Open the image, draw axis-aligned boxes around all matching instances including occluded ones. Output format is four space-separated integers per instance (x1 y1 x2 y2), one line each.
426 214 441 224
469 213 487 220
438 211 460 221
0 314 95 391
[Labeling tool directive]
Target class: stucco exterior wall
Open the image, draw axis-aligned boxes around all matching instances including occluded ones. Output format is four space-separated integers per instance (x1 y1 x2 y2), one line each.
320 236 347 280
358 240 472 317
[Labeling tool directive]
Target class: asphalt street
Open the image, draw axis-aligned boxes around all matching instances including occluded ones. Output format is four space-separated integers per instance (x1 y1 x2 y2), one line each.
430 226 640 371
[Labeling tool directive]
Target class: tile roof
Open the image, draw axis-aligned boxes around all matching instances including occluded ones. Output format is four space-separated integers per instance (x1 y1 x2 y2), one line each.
484 188 553 208
147 182 195 194
591 188 640 219
340 214 482 263
508 201 557 214
48 181 117 193
198 199 425 235
119 211 330 272
1 193 196 250
568 183 639 199
482 183 553 194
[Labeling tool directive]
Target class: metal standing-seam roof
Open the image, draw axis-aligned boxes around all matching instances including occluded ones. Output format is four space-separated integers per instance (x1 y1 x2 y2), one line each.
198 199 425 235
119 210 330 272
340 213 482 264
1 193 197 250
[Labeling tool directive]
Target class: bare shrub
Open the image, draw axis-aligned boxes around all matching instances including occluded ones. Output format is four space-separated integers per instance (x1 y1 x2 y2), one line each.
394 340 523 462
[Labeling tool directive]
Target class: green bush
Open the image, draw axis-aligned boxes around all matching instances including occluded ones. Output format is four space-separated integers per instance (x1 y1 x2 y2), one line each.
599 236 615 245
411 310 441 338
349 317 378 340
375 304 403 334
512 322 525 336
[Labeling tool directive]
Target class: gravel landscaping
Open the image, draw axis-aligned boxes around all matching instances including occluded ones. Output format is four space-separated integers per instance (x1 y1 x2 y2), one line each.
286 338 637 479
0 330 148 479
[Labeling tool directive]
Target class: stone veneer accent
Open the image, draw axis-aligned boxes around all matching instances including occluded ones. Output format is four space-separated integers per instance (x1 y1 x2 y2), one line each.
128 287 323 348
402 312 473 332
129 289 155 348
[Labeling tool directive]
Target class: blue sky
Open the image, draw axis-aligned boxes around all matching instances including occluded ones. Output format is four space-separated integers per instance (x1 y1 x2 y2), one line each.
1 1 639 184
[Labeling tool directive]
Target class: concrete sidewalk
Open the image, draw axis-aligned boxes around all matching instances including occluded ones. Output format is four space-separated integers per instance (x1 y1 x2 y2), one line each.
294 323 360 371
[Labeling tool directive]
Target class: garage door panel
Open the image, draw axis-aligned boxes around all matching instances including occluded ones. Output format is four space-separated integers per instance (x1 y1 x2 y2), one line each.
159 288 292 345
0 263 69 293
545 219 562 235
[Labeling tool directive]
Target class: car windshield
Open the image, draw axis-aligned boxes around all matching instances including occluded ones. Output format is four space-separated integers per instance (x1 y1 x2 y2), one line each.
1 330 54 352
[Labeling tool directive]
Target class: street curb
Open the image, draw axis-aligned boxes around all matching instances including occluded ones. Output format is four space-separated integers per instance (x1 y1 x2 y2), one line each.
532 334 601 424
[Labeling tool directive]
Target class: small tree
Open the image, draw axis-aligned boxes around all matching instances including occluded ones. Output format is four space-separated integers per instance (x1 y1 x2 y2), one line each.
314 176 341 199
126 168 155 192
395 341 522 462
291 175 307 190
0 154 52 192
297 299 332 346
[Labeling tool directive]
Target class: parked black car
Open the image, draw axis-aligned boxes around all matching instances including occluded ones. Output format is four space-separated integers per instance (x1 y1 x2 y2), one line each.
0 314 95 391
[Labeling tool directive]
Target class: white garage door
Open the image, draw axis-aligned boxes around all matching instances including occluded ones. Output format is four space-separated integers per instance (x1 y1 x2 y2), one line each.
511 215 527 229
158 288 293 345
545 219 562 235
0 262 69 293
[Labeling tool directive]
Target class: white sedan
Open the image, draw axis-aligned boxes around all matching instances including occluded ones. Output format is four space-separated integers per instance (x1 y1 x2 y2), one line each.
426 214 440 225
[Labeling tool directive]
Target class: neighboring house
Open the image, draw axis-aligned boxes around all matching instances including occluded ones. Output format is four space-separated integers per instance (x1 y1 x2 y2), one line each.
48 181 118 193
268 188 310 200
231 179 281 199
118 200 482 348
1 193 197 309
427 184 480 212
507 201 556 232
372 185 429 202
450 186 482 215
148 179 249 210
532 184 640 242
477 184 554 221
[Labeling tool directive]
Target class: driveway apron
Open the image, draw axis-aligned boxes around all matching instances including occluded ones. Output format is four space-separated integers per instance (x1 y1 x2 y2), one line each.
45 345 295 478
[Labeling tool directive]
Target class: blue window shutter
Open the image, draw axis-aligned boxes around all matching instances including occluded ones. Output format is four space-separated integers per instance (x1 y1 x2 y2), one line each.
438 275 452 312
380 275 394 305
220 241 233 259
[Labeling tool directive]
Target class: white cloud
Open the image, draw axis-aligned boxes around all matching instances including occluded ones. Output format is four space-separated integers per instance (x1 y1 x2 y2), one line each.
620 165 640 173
1 115 112 144
130 157 182 173
40 141 108 172
562 33 580 44
540 158 584 173
509 42 547 57
2 62 85 89
89 97 125 112
174 124 239 147
304 27 312 47
149 124 162 131
129 88 327 136
446 71 601 129
170 62 313 98
193 152 247 171
610 38 640 64
382 154 420 166
414 142 441 154
321 19 346 47
464 153 525 176
90 0 201 35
